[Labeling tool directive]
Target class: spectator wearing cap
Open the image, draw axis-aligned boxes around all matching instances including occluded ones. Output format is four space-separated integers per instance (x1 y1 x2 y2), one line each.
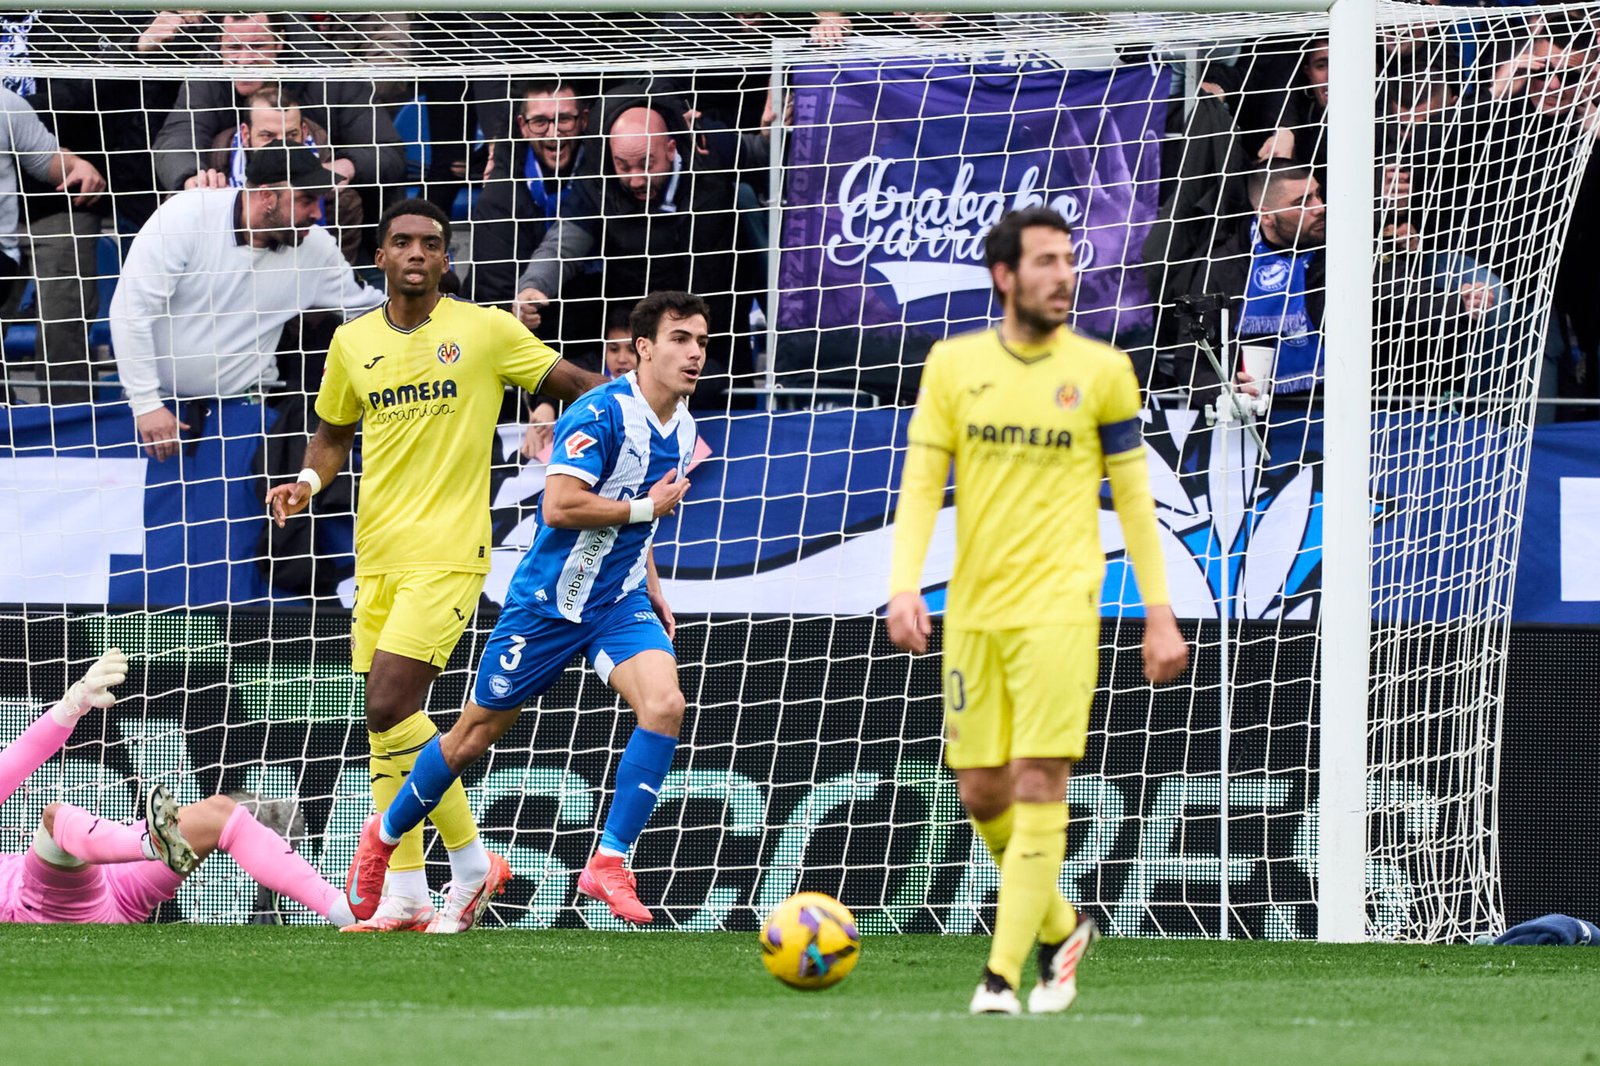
196 84 365 264
153 11 403 253
110 144 383 461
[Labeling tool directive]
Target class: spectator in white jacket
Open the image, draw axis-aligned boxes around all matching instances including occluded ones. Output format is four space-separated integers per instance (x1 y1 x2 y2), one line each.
110 143 382 461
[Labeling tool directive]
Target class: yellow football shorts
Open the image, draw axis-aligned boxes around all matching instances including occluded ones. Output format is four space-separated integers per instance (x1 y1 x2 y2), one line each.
940 623 1098 769
350 570 485 673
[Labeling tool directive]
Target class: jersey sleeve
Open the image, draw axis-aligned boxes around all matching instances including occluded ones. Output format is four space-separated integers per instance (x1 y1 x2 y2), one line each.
546 395 614 486
1098 350 1170 606
313 329 363 426
495 309 562 394
1096 354 1144 457
905 343 957 453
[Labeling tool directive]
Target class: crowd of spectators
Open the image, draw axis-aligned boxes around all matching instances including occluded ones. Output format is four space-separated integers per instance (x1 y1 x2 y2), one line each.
0 4 1594 438
1146 4 1600 419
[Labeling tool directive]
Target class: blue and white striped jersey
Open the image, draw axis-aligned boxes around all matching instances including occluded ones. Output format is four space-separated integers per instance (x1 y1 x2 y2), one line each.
507 373 696 622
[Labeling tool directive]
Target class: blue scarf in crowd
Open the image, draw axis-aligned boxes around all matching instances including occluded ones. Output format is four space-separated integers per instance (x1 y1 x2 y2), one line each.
1237 222 1323 394
524 147 559 218
0 14 37 98
230 128 320 189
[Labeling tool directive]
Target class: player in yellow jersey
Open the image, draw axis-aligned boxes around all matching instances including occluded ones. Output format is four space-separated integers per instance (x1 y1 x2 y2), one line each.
887 207 1189 1014
266 199 605 932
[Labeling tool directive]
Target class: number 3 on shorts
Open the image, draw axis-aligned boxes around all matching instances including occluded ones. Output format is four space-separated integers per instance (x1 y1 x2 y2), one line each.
499 635 526 672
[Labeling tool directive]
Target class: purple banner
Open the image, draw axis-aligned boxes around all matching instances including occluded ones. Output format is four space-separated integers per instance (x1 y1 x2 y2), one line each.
778 58 1170 342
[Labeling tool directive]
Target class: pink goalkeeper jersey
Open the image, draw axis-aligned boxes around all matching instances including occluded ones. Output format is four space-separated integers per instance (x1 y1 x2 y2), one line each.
0 852 27 921
0 711 182 923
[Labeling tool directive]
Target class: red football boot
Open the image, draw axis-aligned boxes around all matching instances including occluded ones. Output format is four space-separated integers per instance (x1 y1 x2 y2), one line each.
343 814 397 922
576 852 653 925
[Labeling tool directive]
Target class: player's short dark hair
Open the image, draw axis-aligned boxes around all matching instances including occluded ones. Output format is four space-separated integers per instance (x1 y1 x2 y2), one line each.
377 198 452 246
984 207 1074 297
602 302 632 337
1246 161 1315 211
630 290 712 344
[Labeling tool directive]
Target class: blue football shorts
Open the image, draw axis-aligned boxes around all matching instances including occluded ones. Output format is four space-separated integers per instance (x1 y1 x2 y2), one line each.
471 589 674 711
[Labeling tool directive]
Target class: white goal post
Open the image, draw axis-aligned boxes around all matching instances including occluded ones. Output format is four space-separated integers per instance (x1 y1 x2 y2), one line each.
0 0 1592 942
1320 0 1375 946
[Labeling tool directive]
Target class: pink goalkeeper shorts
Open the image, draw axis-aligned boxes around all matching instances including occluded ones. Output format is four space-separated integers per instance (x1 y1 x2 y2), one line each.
2 847 184 924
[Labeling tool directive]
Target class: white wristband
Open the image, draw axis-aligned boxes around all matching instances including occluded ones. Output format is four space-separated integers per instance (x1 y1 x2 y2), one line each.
628 497 655 524
297 468 324 496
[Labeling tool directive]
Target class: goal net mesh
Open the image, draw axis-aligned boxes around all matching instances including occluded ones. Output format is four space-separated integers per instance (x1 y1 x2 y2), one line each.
0 3 1592 941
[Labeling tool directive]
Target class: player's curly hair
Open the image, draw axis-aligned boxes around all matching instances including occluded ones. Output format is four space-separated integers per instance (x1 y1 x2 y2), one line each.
984 207 1074 298
376 197 453 247
629 290 712 344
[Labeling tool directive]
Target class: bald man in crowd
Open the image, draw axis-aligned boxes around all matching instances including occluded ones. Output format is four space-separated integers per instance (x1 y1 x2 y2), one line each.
512 86 749 403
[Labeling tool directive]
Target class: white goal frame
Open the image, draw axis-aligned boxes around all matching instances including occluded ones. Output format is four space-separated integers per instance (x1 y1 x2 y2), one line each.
12 0 1427 943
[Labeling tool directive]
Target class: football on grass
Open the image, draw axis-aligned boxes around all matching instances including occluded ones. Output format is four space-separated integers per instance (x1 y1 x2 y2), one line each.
759 892 861 990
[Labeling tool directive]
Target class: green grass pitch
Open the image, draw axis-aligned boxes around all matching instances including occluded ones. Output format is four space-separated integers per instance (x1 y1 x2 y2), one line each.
1 925 1597 1065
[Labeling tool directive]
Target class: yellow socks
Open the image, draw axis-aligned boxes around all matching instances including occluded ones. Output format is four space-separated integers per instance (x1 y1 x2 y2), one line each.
982 802 1071 989
368 729 423 873
369 711 480 880
972 808 1079 946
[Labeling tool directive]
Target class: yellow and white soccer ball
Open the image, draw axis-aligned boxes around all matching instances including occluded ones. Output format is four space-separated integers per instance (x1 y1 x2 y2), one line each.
759 892 861 991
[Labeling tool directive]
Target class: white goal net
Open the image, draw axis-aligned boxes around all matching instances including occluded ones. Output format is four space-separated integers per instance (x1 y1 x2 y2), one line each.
0 3 1593 941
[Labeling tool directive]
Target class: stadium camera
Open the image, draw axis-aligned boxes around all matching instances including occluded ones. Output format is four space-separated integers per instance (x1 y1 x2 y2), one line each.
1172 293 1228 348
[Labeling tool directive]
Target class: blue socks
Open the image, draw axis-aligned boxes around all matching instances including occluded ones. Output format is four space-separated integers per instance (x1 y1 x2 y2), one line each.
380 728 677 856
598 727 678 857
379 736 456 843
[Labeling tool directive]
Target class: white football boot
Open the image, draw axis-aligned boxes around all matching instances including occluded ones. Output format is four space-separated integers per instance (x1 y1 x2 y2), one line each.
143 784 198 876
339 893 434 933
969 968 1022 1015
424 851 511 933
1028 915 1100 1014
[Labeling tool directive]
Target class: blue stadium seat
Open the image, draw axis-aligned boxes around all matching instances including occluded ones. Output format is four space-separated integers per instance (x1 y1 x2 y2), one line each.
394 97 429 182
395 94 480 220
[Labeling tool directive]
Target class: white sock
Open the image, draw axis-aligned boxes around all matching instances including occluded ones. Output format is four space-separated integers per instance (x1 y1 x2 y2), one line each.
385 868 430 902
32 825 84 868
446 837 491 887
327 896 357 927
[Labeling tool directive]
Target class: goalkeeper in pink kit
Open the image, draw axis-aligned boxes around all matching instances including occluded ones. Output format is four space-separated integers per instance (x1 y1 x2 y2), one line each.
0 649 358 927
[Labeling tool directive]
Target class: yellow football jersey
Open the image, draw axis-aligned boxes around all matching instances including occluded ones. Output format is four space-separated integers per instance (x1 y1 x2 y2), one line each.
904 325 1144 629
315 296 560 576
